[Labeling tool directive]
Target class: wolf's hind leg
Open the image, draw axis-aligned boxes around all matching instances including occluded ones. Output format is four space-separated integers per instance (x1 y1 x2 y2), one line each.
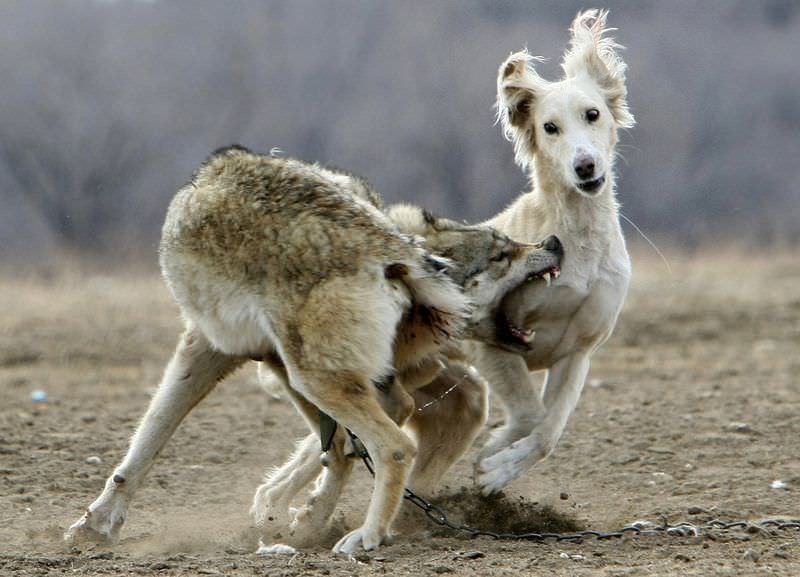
293 369 417 554
65 329 243 543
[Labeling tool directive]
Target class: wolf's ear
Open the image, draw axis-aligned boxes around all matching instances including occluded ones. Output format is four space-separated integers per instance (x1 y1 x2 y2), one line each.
387 204 431 236
497 50 546 168
562 10 635 129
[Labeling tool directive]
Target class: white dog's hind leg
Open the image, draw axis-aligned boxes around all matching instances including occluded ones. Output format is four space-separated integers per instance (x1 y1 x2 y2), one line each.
474 345 546 462
65 329 242 543
478 351 590 494
288 436 354 543
251 433 323 536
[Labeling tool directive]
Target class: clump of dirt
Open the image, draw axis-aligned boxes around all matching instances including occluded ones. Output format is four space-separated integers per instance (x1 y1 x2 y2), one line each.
420 487 583 537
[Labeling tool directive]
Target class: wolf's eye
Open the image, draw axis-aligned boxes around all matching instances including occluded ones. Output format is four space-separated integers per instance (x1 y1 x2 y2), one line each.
543 122 559 135
586 108 600 123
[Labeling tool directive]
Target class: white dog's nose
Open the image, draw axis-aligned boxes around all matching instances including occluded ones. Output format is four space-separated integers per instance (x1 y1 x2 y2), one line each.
574 154 595 180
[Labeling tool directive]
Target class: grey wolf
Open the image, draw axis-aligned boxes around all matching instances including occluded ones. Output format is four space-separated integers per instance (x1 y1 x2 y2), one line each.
472 10 636 493
250 201 562 552
64 146 562 553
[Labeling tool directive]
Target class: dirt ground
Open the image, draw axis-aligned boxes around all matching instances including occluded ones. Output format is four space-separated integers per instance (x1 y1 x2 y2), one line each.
1 249 799 576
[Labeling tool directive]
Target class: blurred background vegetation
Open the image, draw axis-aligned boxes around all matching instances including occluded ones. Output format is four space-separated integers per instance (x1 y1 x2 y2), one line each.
1 0 798 266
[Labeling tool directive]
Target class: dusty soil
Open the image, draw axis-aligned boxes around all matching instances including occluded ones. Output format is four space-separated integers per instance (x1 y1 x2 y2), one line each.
1 249 799 576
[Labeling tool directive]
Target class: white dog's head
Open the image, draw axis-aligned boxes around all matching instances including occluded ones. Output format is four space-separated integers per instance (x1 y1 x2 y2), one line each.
497 10 635 197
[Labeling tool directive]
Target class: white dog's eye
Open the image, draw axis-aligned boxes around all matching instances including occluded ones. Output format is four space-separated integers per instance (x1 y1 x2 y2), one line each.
543 122 559 135
586 108 600 123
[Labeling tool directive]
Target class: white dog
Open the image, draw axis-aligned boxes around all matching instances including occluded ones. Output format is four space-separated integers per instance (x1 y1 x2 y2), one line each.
474 10 635 493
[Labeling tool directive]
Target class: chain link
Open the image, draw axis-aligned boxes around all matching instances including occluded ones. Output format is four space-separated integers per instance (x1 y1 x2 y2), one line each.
348 431 800 543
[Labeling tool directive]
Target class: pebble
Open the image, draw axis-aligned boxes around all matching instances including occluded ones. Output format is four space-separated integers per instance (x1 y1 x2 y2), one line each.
460 551 485 560
613 454 639 466
432 566 454 574
560 492 569 500
726 422 753 434
588 378 611 389
30 390 48 403
85 456 102 465
90 551 114 560
675 554 691 562
646 446 676 455
770 480 788 490
743 549 760 563
559 552 586 561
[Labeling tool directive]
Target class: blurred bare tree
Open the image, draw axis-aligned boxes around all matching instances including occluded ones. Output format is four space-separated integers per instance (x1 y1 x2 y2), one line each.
0 0 797 262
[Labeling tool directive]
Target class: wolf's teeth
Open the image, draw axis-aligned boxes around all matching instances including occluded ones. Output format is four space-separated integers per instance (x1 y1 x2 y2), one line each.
553 269 561 279
543 272 551 286
523 330 536 343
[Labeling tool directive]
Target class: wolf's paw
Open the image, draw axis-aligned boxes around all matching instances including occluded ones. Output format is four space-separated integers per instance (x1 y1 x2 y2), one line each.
477 430 555 495
332 527 384 555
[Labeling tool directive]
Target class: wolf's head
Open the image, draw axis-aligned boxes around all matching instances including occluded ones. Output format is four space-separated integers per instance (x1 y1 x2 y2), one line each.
496 10 634 198
388 204 562 351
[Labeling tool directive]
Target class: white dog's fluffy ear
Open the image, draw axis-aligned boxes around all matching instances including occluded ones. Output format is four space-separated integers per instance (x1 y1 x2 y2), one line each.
496 50 546 168
562 10 635 129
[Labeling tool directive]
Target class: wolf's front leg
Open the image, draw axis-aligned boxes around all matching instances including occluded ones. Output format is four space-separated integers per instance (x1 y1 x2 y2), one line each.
477 351 590 494
65 329 242 543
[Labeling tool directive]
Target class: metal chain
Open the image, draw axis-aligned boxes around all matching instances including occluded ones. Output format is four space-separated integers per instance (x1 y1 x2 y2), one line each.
349 431 800 542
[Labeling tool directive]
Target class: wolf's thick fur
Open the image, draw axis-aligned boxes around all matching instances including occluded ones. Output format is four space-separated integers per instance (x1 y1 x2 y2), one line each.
65 146 562 553
472 10 635 493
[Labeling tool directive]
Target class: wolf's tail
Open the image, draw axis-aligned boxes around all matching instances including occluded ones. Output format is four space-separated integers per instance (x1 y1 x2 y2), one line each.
386 251 470 367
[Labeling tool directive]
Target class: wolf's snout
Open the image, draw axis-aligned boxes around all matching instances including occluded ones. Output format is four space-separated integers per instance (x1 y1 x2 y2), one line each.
574 154 595 180
543 235 563 257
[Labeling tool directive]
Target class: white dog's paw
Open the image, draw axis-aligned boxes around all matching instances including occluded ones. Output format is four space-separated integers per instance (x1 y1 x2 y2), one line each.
478 414 544 464
64 507 123 544
332 527 383 555
251 486 292 531
477 431 555 495
255 541 297 556
478 424 526 463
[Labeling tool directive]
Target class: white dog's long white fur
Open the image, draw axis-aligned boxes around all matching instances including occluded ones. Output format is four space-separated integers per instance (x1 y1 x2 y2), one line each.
475 10 635 493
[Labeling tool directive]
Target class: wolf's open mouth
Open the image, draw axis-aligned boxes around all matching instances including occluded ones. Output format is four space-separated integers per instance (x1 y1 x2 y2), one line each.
577 175 605 194
497 265 561 348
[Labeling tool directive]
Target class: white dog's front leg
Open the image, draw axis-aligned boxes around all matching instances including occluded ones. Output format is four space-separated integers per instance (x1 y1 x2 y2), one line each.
478 351 590 494
474 345 546 461
65 330 242 543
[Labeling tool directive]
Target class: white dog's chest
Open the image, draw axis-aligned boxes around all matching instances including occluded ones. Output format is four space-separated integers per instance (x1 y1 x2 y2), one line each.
502 255 628 370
